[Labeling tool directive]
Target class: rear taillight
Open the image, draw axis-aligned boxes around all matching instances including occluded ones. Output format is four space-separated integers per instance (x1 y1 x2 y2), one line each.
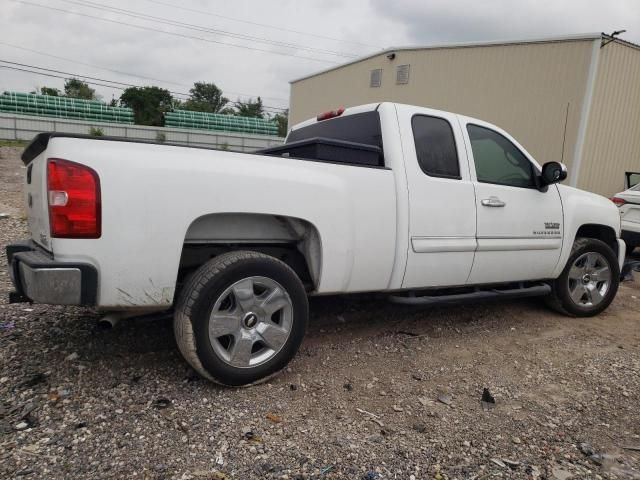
610 196 626 207
47 158 101 238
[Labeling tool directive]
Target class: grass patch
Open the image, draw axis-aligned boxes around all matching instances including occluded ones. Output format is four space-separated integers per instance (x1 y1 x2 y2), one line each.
0 139 28 148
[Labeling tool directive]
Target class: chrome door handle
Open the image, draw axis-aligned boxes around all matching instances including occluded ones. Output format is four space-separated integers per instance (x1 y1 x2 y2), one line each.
481 196 506 207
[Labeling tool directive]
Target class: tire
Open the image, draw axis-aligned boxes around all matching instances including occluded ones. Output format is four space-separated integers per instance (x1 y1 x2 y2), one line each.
546 237 620 317
174 251 308 386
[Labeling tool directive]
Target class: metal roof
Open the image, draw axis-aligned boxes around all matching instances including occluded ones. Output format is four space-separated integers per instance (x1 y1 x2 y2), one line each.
290 32 637 84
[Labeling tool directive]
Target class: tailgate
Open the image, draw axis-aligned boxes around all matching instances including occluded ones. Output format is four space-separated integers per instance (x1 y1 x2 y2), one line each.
24 151 52 251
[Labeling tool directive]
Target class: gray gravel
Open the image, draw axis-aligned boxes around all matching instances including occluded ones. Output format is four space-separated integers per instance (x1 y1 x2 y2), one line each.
1 145 640 479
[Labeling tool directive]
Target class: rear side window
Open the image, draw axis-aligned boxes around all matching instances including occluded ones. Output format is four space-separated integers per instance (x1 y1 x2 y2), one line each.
412 115 460 179
287 111 383 151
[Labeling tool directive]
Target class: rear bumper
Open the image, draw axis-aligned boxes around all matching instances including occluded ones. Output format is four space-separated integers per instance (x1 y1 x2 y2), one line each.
6 240 97 305
621 218 640 232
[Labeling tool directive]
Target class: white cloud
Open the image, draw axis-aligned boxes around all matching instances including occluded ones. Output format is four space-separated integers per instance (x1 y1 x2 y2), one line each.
0 0 637 112
371 0 639 46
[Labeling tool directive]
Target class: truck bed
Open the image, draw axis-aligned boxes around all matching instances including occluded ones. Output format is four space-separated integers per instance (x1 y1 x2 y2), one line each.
19 132 398 307
23 133 385 168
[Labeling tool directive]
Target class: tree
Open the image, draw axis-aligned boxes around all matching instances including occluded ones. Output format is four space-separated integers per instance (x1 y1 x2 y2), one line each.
182 82 229 113
235 97 264 118
64 78 96 100
39 86 60 96
171 97 184 110
272 109 289 137
119 86 173 126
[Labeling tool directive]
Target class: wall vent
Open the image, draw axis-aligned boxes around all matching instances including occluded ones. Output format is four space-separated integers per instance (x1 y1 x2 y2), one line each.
396 64 410 85
370 69 382 88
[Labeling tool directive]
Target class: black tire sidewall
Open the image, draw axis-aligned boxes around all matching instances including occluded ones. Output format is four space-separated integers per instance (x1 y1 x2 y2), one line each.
190 257 308 386
556 239 620 317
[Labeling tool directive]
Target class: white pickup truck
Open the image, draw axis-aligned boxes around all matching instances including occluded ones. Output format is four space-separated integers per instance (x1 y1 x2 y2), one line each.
7 103 625 385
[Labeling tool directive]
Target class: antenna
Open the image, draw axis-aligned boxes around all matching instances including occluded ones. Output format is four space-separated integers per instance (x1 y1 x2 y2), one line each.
561 102 569 163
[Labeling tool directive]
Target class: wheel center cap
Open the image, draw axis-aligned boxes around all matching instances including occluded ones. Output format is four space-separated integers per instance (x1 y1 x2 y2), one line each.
243 312 259 329
582 274 591 284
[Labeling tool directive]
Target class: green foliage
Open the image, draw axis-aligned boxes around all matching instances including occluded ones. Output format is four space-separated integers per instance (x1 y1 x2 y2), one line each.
182 82 229 113
272 109 289 137
235 97 264 118
119 86 173 126
40 87 60 96
0 140 28 148
64 78 96 100
156 131 167 143
89 127 104 136
17 77 286 131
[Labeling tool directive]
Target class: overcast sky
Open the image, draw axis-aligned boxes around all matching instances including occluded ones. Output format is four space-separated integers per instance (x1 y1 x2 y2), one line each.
1 0 638 114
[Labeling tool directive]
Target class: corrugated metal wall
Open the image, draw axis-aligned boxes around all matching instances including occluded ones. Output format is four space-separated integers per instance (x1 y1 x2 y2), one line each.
578 42 640 196
290 39 595 172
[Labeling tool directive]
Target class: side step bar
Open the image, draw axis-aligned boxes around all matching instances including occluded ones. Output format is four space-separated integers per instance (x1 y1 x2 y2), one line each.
389 284 552 306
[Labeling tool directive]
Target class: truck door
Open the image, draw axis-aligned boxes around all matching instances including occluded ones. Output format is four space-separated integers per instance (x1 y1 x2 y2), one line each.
398 106 477 288
462 119 563 284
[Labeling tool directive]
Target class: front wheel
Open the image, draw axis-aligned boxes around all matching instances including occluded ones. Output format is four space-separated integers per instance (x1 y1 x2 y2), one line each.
174 251 308 386
546 237 620 317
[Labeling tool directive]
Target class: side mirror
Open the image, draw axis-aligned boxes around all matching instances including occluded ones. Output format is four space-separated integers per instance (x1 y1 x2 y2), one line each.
541 161 567 186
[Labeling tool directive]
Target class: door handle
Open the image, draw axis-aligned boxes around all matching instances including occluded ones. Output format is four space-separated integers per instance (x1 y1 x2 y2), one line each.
481 196 506 207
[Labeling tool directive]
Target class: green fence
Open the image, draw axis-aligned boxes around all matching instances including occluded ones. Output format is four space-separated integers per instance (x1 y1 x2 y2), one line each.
0 93 281 134
166 110 278 136
0 92 134 124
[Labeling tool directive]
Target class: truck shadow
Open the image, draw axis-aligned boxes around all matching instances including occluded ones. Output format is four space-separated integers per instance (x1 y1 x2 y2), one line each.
305 293 561 341
17 284 630 390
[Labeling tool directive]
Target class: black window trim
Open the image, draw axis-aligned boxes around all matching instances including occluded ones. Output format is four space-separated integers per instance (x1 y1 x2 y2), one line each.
411 113 462 180
466 123 541 190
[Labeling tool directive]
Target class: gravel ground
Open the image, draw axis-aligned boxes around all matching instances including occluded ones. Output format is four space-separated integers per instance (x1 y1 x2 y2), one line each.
1 145 640 480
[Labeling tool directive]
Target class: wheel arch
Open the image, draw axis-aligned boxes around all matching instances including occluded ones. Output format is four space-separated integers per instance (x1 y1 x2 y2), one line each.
177 212 322 292
574 223 619 256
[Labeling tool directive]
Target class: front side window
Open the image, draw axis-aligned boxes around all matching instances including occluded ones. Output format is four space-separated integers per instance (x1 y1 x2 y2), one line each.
467 124 535 188
412 115 460 179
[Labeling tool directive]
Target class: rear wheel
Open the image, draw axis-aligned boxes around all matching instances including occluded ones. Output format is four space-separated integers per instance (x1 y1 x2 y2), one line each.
174 251 308 386
546 237 619 317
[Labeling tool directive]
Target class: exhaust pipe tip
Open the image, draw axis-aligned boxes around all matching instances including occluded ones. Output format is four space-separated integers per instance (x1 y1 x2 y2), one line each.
96 309 173 331
97 313 122 330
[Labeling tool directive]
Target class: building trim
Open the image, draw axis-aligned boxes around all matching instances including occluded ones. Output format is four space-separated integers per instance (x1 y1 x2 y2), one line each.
290 33 604 83
568 39 602 187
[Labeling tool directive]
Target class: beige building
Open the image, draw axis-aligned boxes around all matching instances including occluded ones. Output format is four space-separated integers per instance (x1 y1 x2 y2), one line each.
289 33 640 197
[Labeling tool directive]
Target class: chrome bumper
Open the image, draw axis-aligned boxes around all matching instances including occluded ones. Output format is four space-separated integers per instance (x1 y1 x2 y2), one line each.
7 241 97 305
